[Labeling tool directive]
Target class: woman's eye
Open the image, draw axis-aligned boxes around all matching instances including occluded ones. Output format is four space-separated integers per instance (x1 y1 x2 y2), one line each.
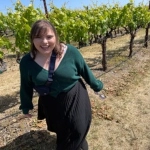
47 35 53 39
34 35 53 40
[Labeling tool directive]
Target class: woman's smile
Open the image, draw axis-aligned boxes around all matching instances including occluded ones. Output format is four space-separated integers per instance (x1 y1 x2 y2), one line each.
33 28 56 55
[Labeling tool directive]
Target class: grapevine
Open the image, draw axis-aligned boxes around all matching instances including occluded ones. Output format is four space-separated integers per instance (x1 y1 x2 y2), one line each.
0 0 150 71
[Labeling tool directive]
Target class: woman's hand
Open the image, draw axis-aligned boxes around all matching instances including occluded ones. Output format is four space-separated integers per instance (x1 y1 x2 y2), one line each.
94 91 106 100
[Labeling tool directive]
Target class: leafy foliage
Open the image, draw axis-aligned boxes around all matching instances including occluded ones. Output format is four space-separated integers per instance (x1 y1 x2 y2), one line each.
0 0 150 61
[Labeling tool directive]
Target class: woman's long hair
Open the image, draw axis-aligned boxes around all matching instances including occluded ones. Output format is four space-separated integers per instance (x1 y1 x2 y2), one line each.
30 19 63 59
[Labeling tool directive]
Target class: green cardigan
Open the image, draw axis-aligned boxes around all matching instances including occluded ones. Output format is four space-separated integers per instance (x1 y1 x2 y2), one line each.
19 44 103 114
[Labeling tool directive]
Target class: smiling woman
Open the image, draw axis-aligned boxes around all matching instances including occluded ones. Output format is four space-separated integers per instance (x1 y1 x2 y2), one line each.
29 20 65 71
32 28 56 69
19 19 103 150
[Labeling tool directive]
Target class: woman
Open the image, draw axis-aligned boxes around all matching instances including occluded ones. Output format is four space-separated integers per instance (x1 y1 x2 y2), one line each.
19 19 103 150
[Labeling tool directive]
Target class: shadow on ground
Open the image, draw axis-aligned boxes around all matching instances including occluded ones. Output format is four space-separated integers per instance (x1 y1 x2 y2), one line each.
0 92 19 113
0 92 38 116
0 130 56 150
85 38 145 71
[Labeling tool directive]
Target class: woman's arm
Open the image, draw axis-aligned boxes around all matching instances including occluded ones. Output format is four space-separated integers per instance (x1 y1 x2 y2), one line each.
19 55 34 114
72 46 103 91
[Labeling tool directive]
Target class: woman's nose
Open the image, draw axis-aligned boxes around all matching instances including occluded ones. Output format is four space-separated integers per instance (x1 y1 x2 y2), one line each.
42 38 48 43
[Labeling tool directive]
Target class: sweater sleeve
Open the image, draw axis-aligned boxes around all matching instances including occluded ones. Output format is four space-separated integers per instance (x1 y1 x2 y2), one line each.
19 55 33 114
74 47 103 92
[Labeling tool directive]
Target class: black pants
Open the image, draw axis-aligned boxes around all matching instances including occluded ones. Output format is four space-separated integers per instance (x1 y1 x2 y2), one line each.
38 79 91 150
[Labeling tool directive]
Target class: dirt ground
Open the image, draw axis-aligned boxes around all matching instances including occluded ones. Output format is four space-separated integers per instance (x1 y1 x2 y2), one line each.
0 29 150 150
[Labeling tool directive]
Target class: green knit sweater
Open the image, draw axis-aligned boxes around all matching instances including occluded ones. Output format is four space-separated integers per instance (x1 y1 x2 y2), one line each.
19 44 103 114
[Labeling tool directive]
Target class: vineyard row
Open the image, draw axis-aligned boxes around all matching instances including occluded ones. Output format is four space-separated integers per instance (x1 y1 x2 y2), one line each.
0 0 150 70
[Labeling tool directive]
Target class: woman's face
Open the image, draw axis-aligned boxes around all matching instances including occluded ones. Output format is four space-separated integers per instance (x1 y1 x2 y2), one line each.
33 28 56 56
